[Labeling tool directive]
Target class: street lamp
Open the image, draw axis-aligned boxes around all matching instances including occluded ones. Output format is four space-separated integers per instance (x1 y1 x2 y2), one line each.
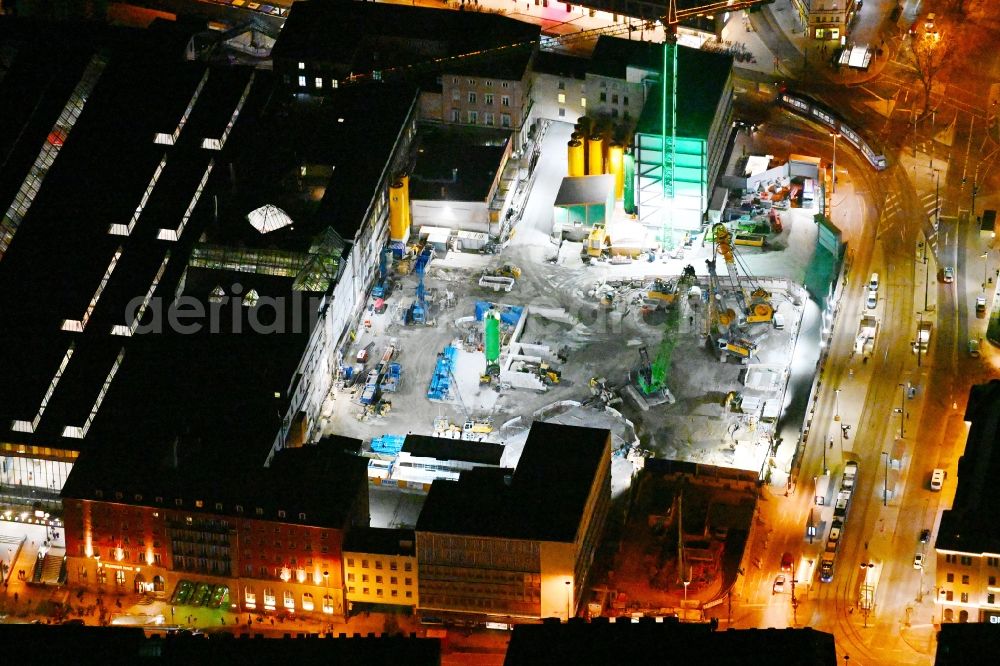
834 388 841 422
830 132 840 194
881 452 890 507
896 383 906 439
983 252 990 292
917 312 924 368
565 580 572 621
322 570 330 617
683 579 690 607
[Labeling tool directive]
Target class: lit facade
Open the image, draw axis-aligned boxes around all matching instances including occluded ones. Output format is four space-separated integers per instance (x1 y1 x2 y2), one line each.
791 0 859 42
633 43 734 245
343 528 419 611
60 441 370 620
935 550 1000 623
934 380 1000 624
64 498 350 617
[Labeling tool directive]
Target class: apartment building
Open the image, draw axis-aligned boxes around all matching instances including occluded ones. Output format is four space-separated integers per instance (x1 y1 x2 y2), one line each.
791 0 859 42
271 1 540 151
61 437 369 619
935 380 1000 623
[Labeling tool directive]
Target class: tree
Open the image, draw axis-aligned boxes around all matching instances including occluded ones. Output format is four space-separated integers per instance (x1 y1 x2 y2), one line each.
905 26 958 117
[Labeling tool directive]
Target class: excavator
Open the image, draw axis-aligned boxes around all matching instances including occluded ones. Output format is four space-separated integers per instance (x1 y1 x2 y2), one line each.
712 223 773 324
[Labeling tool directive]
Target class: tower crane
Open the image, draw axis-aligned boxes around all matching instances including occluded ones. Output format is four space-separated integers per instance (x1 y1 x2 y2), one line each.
657 0 773 250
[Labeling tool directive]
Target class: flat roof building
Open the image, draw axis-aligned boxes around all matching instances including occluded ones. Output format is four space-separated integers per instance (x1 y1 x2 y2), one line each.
343 527 419 611
271 1 540 153
416 421 611 623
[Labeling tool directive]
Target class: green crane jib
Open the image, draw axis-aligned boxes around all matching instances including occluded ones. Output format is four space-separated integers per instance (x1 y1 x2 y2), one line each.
638 305 680 396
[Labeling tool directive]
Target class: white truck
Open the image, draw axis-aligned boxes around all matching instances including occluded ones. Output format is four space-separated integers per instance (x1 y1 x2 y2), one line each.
912 320 932 353
854 316 878 358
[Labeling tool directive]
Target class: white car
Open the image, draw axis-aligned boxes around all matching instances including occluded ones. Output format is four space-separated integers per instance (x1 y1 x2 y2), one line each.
773 574 786 594
866 289 878 309
913 553 924 570
943 266 954 283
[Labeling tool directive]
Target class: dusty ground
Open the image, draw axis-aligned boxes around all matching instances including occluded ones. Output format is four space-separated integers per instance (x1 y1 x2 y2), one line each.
321 120 823 512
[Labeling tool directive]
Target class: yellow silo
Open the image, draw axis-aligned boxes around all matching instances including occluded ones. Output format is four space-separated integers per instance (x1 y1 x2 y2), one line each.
389 181 407 242
400 174 412 234
608 142 624 200
588 135 605 175
567 140 585 177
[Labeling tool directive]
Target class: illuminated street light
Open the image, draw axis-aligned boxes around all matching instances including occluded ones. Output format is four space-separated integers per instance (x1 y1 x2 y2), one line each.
834 388 841 422
983 252 990 292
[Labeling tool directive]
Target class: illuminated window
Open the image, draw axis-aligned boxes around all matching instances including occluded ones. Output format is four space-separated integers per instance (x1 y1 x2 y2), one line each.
314 78 322 89
298 62 305 70
297 76 306 88
557 93 566 104
581 97 586 108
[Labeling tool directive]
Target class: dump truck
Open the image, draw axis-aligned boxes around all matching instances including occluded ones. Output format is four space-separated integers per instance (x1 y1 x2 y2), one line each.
479 274 515 292
912 320 932 354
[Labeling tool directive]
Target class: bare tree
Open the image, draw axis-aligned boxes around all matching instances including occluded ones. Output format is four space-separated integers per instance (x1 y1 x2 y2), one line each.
905 26 958 117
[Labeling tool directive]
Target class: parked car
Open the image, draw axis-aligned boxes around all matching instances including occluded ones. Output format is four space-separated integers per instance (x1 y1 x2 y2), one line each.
931 468 946 491
920 529 931 544
942 266 954 283
780 552 794 572
969 339 981 357
913 553 924 570
866 289 878 309
977 296 987 317
772 574 786 594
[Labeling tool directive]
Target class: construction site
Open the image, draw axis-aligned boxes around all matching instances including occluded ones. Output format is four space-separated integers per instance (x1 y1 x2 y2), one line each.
319 119 823 524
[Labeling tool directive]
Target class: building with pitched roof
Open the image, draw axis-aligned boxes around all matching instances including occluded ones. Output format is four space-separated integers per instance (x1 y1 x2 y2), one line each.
0 19 419 618
934 379 1000 624
271 0 540 151
415 421 611 623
